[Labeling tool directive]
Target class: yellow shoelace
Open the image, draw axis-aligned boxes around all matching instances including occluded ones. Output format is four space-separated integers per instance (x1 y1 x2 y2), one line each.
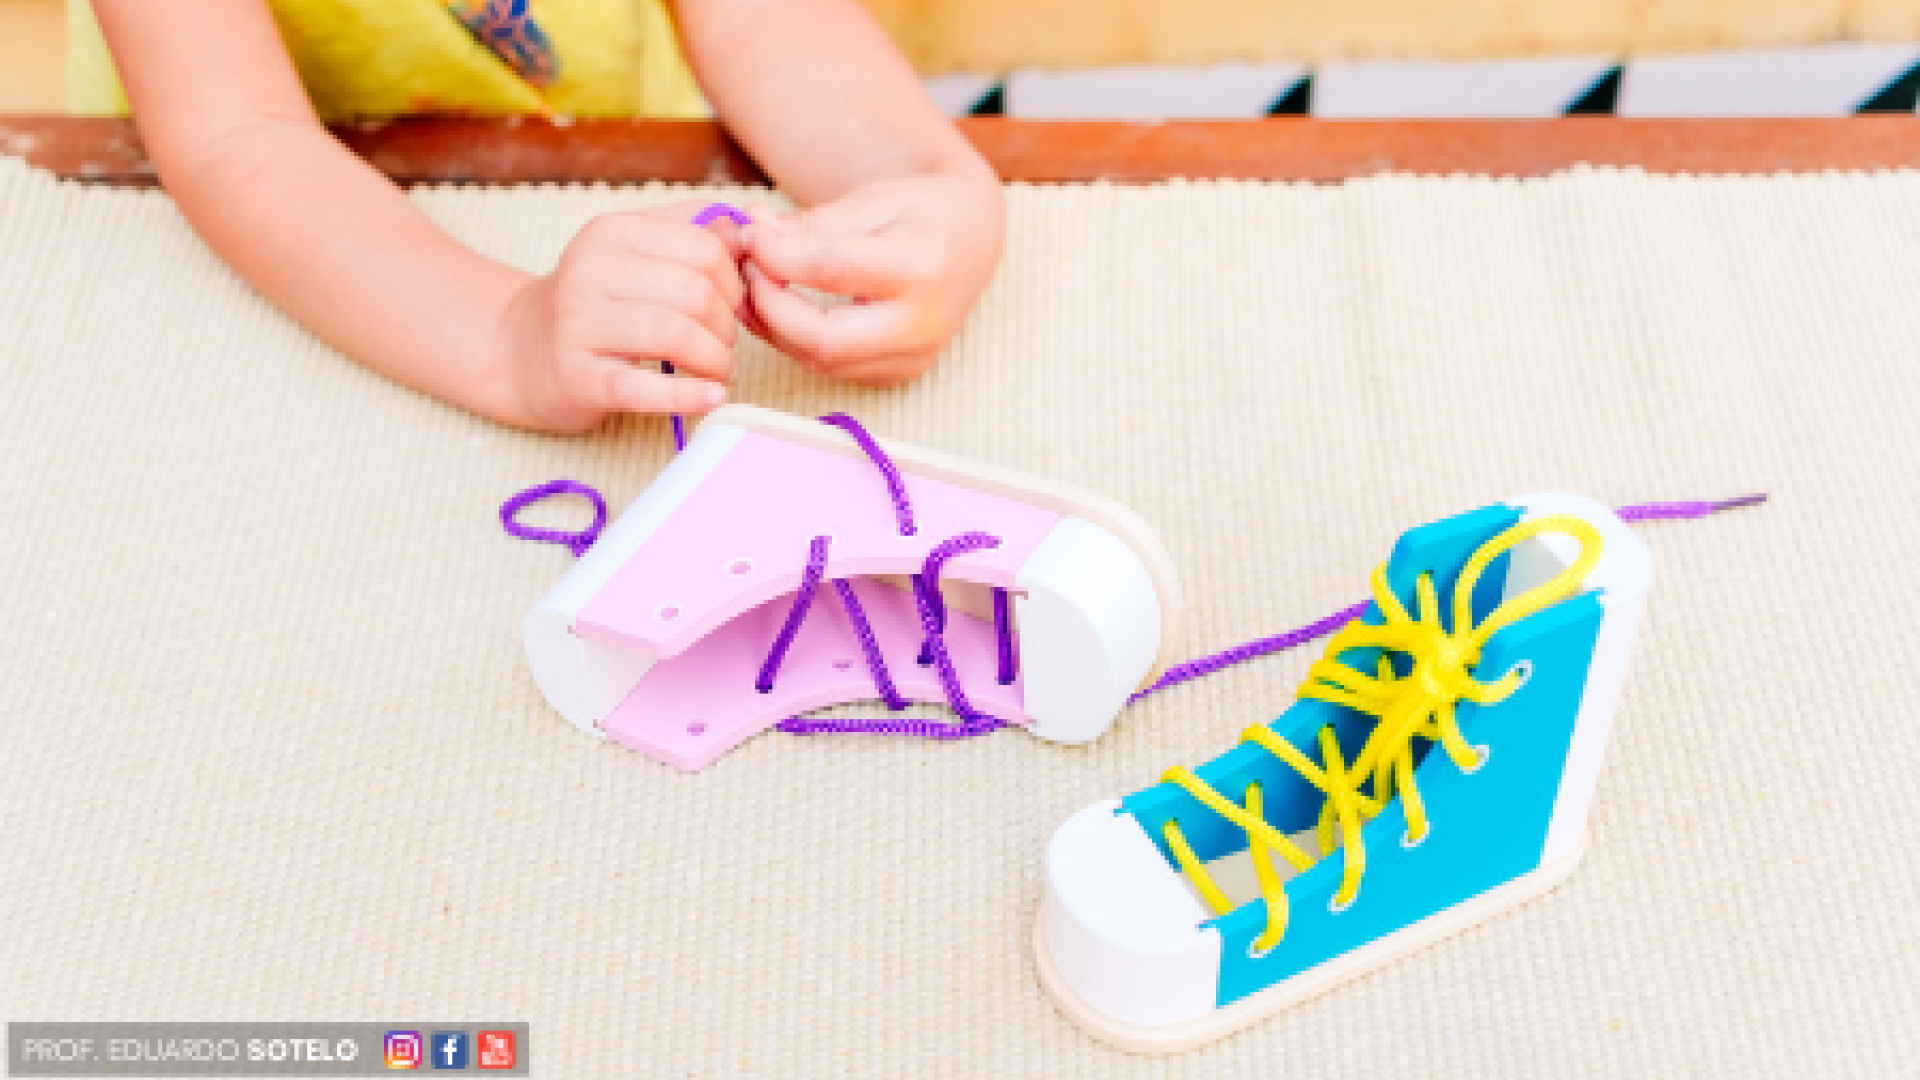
1160 515 1604 954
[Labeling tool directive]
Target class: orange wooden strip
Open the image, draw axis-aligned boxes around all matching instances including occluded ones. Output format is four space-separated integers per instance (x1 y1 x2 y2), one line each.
0 116 764 186
965 117 1920 181
6 115 1920 186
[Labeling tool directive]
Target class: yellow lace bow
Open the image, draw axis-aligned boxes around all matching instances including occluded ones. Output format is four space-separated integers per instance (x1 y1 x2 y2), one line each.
1160 515 1604 954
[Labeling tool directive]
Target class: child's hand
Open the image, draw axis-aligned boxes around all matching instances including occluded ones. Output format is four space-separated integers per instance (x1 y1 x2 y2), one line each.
741 174 1005 385
490 204 745 433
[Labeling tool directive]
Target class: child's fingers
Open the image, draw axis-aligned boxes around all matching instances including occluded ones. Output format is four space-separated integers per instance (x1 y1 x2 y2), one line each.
601 255 739 350
744 223 925 300
583 299 736 385
744 261 920 368
574 358 727 416
589 211 744 314
738 295 775 346
741 262 815 358
811 351 939 386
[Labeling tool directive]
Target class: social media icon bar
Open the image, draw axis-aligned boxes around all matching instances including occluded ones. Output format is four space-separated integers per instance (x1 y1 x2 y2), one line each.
429 1031 468 1070
4 1023 524 1076
384 1031 422 1070
384 1026 519 1073
477 1030 516 1071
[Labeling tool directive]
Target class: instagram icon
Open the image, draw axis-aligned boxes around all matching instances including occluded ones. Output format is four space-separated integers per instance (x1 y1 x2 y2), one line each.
385 1031 423 1070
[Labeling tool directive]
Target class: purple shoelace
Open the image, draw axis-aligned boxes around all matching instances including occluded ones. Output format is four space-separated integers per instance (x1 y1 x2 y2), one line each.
834 579 909 710
693 204 753 229
750 415 1016 733
755 534 832 693
993 587 1016 686
1617 493 1767 523
774 532 1011 739
818 412 917 536
655 206 757 454
658 361 688 452
1125 600 1374 704
500 437 1766 741
781 491 1772 735
911 533 1009 725
500 479 608 557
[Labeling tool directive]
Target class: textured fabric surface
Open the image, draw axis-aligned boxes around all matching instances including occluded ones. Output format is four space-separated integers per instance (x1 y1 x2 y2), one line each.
1 157 1915 1077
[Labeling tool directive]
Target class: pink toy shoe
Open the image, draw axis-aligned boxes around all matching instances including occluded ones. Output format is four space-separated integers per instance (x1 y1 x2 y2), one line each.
522 405 1182 771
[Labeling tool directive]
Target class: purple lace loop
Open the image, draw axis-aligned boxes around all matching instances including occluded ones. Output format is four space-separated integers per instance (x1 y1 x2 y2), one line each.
693 203 753 229
818 413 916 536
750 415 1018 733
757 534 832 693
767 530 1007 733
776 530 1009 737
500 480 608 557
912 532 1005 719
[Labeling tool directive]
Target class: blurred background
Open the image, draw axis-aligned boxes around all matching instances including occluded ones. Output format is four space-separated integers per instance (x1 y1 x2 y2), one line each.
7 0 1920 118
0 0 61 111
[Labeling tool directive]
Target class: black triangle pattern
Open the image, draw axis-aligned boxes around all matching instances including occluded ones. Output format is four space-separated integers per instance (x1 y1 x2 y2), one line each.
1567 66 1621 115
1859 60 1920 112
1268 76 1313 115
950 58 1920 119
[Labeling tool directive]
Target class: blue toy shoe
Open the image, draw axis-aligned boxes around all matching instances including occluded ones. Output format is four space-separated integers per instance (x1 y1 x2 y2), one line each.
1034 493 1654 1052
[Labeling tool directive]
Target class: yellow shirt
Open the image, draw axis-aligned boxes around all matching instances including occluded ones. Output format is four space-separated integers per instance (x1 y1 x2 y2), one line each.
68 0 708 119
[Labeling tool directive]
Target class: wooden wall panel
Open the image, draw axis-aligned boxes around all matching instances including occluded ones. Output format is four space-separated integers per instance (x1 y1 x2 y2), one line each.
863 0 1920 72
1849 0 1920 40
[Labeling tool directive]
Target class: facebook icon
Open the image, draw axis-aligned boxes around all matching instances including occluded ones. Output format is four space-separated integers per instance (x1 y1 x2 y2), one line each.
429 1031 469 1070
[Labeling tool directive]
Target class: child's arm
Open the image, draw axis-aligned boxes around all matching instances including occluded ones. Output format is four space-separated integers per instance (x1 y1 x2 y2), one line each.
674 0 1007 384
94 0 739 433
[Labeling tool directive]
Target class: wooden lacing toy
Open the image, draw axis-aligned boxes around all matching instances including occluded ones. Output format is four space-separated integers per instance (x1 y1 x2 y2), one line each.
509 404 1182 771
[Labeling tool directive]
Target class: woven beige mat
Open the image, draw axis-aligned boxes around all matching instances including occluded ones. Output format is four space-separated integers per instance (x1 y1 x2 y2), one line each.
1 157 1914 1077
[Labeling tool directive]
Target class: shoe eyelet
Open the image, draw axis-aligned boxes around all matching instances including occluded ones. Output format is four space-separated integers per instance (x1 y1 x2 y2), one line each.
1246 940 1275 961
1329 889 1358 915
1505 659 1533 691
1401 826 1429 849
1463 743 1492 774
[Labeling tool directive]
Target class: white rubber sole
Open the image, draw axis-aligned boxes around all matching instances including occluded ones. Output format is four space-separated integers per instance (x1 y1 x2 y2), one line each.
1032 831 1590 1054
